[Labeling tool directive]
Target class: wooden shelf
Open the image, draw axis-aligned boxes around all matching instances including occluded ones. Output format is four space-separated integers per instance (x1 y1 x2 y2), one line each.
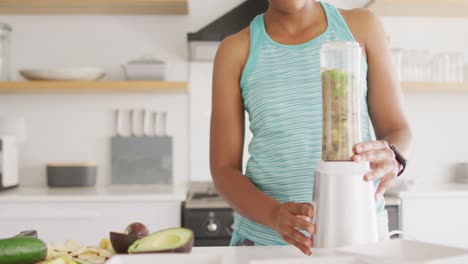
370 0 468 17
401 82 468 92
0 0 188 15
0 81 188 93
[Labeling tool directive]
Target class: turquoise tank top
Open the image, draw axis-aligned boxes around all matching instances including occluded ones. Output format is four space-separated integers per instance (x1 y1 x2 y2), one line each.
234 1 384 245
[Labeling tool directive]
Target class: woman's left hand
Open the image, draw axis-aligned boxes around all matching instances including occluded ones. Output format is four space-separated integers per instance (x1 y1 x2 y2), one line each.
352 140 401 198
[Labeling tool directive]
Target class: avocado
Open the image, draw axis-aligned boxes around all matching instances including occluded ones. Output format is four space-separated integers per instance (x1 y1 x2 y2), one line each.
0 236 48 264
124 222 149 238
128 228 194 254
109 232 139 254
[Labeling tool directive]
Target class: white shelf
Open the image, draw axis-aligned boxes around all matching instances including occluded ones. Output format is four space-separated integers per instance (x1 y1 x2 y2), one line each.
370 0 468 17
0 81 188 93
0 0 188 15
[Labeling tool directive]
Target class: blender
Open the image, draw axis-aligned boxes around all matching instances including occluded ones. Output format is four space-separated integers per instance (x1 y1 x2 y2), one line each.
313 41 378 248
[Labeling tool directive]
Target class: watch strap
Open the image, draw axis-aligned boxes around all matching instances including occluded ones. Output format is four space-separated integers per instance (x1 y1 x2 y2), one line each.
389 144 407 177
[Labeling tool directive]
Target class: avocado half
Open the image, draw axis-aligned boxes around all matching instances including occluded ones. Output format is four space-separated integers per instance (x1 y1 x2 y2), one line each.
109 232 140 254
128 228 194 254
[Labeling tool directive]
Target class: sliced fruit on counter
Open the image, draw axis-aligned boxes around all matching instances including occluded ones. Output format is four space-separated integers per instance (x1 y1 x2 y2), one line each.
128 228 194 254
46 239 114 264
37 254 78 264
0 236 48 264
97 238 114 253
124 222 149 238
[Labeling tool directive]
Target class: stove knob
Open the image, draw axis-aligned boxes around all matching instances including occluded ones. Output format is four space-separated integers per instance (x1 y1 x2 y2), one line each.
206 220 218 233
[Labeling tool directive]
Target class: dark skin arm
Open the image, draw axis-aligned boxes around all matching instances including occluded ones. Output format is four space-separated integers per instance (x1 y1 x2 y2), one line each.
343 9 413 196
210 30 315 255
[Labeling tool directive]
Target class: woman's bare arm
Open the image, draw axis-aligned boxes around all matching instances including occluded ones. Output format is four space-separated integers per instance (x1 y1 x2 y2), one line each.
344 9 413 194
210 31 314 254
210 31 280 230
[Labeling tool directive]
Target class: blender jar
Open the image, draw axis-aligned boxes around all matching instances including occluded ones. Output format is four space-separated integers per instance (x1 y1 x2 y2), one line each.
321 41 362 161
0 23 12 81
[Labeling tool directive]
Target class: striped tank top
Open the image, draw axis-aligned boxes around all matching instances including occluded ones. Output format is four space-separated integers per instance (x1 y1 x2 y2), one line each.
234 1 384 245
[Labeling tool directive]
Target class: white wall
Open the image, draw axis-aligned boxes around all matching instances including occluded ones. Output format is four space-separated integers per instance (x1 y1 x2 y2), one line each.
1 1 468 187
1 0 245 81
0 93 188 186
0 0 245 186
381 17 468 186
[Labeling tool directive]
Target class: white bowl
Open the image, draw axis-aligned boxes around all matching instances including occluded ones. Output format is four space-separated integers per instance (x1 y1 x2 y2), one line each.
19 67 105 81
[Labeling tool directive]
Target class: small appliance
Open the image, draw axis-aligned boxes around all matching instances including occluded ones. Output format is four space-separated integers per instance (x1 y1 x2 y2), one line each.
181 182 234 246
0 116 26 191
313 41 378 248
0 136 19 190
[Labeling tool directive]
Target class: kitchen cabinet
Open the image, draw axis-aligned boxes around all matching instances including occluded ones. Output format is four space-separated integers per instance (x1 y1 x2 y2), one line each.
0 0 188 15
0 81 188 94
0 186 186 245
370 0 468 17
400 184 468 248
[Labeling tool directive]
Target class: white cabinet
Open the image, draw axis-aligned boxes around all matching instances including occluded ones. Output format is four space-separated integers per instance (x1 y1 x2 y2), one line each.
0 200 181 245
401 190 468 248
0 186 186 245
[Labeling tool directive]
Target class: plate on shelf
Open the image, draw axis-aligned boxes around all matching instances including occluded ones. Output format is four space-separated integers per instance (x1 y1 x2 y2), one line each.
19 67 105 81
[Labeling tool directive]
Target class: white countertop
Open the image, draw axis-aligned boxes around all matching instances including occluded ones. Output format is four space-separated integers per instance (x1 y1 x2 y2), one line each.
192 246 335 264
108 240 468 264
0 185 187 202
108 246 336 264
400 183 468 198
0 184 402 206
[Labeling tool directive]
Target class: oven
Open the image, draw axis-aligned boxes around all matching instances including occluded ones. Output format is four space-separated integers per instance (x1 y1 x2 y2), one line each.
181 182 234 246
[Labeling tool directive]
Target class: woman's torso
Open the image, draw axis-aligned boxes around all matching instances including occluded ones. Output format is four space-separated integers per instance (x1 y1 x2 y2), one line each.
233 1 380 245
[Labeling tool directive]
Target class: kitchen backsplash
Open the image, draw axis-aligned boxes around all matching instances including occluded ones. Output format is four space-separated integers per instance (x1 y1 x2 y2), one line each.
1 3 468 186
0 93 188 186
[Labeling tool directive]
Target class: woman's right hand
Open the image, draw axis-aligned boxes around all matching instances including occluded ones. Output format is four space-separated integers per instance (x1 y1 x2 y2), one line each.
273 202 315 255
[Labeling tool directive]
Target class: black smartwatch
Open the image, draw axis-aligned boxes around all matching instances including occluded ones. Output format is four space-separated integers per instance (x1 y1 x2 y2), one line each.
389 144 407 177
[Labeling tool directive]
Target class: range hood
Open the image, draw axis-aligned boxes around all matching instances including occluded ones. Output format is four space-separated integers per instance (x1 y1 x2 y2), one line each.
188 0 373 61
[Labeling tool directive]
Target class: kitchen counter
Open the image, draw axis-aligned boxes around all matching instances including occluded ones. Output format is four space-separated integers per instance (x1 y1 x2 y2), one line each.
400 183 468 198
192 246 335 264
0 185 186 245
0 185 187 202
383 183 468 203
110 242 468 264
108 246 337 264
0 183 403 208
0 184 402 205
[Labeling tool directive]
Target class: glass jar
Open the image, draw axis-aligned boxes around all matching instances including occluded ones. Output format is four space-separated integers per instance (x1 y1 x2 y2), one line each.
321 41 362 161
0 23 12 81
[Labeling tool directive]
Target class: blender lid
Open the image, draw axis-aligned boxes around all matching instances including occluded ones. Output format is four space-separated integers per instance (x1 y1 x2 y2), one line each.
0 22 12 31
